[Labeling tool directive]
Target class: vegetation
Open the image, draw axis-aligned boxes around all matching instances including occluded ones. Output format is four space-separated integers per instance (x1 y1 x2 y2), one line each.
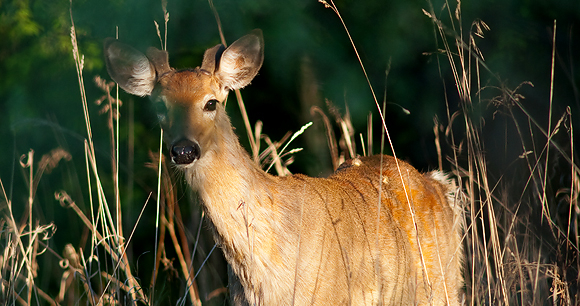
0 0 578 305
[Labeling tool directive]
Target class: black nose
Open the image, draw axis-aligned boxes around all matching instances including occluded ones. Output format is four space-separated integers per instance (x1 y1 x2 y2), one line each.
170 139 200 165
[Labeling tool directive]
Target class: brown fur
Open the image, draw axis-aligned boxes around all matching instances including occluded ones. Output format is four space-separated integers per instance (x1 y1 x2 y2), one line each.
104 30 463 305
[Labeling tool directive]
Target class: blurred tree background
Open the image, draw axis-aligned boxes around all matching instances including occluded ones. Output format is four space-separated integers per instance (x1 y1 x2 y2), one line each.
0 0 578 304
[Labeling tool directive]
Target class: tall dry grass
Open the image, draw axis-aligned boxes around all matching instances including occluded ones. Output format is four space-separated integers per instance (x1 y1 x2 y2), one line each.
424 1 579 305
1 0 577 305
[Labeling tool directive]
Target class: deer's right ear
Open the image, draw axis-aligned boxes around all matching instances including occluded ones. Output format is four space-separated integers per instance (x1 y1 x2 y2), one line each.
215 29 264 91
104 38 156 97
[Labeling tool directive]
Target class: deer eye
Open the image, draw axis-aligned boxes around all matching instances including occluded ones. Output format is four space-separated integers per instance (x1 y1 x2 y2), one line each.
204 99 218 111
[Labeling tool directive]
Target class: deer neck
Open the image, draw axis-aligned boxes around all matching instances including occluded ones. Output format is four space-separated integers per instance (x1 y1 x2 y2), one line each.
183 113 282 267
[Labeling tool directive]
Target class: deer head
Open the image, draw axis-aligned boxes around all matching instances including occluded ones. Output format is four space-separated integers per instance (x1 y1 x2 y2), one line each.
103 30 264 166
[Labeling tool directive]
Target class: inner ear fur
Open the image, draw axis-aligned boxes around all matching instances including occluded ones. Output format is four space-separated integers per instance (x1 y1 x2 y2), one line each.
103 38 157 97
215 29 264 91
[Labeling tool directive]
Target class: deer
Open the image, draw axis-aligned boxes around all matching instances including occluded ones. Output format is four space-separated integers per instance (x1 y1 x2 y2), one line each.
103 29 463 306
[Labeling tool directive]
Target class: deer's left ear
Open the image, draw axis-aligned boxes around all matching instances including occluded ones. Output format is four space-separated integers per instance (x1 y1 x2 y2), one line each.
104 38 156 97
215 29 264 91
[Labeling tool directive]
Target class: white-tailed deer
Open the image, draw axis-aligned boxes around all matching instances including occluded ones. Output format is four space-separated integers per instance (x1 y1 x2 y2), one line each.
104 29 463 305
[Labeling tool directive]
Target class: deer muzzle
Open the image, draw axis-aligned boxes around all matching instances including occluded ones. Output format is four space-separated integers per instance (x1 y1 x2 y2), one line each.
170 138 200 165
